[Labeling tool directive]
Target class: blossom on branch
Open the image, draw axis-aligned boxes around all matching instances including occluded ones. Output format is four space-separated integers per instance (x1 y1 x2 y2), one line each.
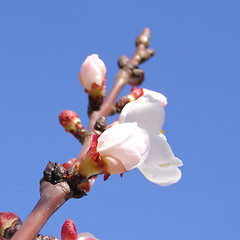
73 89 181 186
79 54 106 97
119 93 183 186
97 122 150 174
73 124 150 178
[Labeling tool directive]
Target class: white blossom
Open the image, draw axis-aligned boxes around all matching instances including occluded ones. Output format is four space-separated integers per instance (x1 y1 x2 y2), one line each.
119 93 183 186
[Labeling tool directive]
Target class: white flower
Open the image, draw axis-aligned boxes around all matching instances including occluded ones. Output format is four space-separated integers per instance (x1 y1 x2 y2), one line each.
79 54 106 92
97 123 150 174
119 93 183 186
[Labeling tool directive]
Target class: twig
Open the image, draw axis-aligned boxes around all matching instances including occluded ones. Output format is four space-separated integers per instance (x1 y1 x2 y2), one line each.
11 181 71 240
11 28 155 240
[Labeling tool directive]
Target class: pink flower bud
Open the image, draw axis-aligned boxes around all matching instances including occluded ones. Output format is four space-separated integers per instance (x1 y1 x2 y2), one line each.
97 123 150 174
61 219 78 240
79 54 106 95
59 110 81 132
0 212 22 238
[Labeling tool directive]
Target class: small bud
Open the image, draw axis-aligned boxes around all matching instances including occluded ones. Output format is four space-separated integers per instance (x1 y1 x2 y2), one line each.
59 110 85 142
59 110 81 132
0 212 22 239
135 27 151 48
118 55 129 68
128 67 145 86
61 219 77 240
79 54 106 97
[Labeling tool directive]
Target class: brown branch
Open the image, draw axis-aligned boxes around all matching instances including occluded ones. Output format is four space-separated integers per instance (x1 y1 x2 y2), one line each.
11 181 71 240
12 28 155 240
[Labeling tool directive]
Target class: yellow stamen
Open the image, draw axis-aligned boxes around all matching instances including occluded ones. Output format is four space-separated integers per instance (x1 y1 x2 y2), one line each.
159 163 170 168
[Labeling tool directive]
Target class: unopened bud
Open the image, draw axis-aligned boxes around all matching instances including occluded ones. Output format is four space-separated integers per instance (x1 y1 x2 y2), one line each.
79 54 106 97
135 27 151 48
61 219 77 240
128 67 145 86
59 110 85 142
0 212 22 239
118 55 129 68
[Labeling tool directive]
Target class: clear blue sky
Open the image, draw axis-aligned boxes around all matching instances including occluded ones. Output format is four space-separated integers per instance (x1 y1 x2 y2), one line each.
0 1 239 239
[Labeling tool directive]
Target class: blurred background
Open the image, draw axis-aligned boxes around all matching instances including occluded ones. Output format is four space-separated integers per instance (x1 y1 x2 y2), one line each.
0 1 239 239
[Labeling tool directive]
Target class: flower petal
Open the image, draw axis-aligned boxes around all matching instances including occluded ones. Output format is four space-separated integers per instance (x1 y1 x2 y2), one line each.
138 134 183 186
97 122 150 173
143 88 168 107
138 161 182 186
119 94 165 134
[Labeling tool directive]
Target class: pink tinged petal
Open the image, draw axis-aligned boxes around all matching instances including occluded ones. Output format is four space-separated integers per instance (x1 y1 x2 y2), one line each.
97 123 150 174
79 54 106 91
119 95 165 134
77 232 99 240
138 134 183 186
142 88 168 107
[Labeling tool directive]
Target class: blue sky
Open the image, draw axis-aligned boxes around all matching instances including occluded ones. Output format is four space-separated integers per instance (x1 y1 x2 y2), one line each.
0 1 239 239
